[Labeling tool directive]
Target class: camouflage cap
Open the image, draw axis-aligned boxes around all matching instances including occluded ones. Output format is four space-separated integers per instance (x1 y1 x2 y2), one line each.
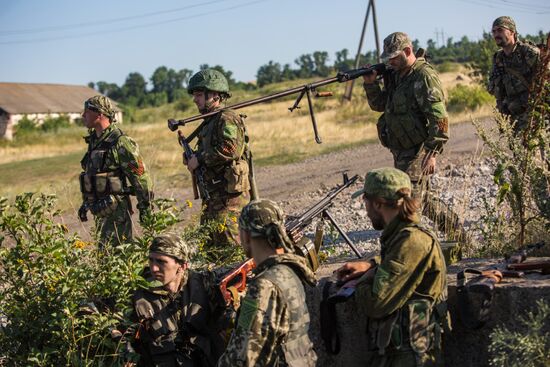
381 32 412 61
351 167 412 201
84 95 118 122
239 199 294 252
149 233 189 262
492 16 516 33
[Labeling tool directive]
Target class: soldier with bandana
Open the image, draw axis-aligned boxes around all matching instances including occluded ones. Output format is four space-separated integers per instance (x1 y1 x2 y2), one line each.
185 69 254 261
78 95 153 246
217 200 317 367
363 32 468 245
488 16 541 131
129 233 225 367
336 168 448 367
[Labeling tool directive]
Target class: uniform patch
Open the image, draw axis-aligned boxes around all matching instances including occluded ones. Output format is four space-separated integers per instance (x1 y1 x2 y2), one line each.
221 142 237 156
436 118 449 133
223 123 239 139
237 296 259 331
373 266 390 296
128 159 145 176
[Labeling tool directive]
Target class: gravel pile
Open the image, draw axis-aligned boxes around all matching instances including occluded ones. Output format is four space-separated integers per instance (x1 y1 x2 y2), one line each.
279 158 499 262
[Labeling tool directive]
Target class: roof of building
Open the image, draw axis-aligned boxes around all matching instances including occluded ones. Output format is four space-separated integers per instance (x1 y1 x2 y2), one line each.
0 82 102 114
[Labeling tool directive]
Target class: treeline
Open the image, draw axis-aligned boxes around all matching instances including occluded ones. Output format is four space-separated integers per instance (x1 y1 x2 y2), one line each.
90 31 547 107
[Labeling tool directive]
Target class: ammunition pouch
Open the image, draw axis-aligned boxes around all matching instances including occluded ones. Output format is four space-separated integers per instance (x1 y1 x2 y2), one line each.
89 195 119 218
293 237 319 272
224 159 250 194
79 172 125 198
376 114 390 148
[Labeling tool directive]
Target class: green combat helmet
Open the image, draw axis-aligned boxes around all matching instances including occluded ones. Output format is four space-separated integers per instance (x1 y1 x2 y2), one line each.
187 69 231 97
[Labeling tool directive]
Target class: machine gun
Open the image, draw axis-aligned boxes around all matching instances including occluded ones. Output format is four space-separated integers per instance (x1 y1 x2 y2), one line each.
177 130 210 201
167 63 387 145
218 173 363 308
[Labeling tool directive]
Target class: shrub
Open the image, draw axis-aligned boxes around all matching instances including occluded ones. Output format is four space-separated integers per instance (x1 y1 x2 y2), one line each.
489 299 550 367
41 115 71 132
15 116 38 133
436 61 460 73
447 84 494 112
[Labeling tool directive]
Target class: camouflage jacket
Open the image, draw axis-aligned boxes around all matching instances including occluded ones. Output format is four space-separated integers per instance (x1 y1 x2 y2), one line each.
80 124 152 212
196 109 251 198
488 40 540 118
217 254 317 367
131 270 225 367
364 58 449 153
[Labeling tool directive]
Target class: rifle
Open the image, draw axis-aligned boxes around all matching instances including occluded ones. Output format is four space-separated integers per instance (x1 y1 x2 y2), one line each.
505 241 545 264
177 130 210 201
218 258 256 308
507 260 550 275
167 64 387 145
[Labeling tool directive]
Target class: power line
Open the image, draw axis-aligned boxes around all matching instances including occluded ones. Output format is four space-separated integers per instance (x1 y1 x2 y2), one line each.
455 0 550 13
0 0 233 36
0 0 270 45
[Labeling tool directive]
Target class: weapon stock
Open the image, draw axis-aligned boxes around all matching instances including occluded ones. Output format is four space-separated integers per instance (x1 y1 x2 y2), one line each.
167 64 387 144
176 129 210 201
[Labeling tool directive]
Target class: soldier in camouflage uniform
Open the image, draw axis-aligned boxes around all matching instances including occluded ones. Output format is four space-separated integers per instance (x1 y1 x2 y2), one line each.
363 32 467 245
217 200 317 367
185 69 253 259
78 95 153 246
130 233 225 367
488 16 541 131
336 168 448 367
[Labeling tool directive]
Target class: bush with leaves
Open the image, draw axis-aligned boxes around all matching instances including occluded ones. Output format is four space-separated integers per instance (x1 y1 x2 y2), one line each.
0 194 217 366
489 299 550 367
447 84 494 112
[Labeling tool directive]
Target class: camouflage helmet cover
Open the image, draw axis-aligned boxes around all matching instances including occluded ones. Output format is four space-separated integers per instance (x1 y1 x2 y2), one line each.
149 233 190 262
492 16 517 33
352 167 412 201
239 199 294 253
84 95 118 122
187 69 230 96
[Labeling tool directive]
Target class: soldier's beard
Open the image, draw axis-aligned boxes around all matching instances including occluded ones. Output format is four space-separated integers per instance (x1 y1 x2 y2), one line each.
368 209 385 231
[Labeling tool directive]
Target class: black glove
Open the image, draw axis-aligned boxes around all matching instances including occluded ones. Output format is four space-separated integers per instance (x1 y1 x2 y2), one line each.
78 204 88 222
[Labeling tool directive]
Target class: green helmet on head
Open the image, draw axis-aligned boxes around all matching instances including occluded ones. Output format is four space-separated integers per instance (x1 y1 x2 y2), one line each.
187 69 231 97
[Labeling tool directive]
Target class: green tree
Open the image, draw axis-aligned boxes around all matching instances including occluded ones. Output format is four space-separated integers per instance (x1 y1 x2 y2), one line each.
256 61 283 87
123 72 147 103
312 51 330 77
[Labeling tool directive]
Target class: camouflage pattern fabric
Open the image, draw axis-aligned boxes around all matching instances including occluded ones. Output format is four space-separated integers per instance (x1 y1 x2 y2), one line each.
80 124 153 246
84 95 118 122
188 69 231 96
217 254 317 367
356 216 447 366
149 233 190 262
130 271 225 367
492 16 516 33
488 40 540 130
196 109 251 253
381 32 412 61
238 199 295 253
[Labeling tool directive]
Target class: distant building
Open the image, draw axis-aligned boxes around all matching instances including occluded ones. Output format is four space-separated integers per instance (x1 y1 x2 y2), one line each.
0 83 123 140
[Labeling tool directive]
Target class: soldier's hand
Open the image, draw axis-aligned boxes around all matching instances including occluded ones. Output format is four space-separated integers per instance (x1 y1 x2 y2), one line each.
139 207 152 224
182 153 188 166
187 155 199 172
78 204 88 222
422 151 436 175
335 261 373 282
362 64 377 84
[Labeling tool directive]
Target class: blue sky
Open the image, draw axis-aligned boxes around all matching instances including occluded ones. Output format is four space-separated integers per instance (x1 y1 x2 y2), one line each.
0 0 548 86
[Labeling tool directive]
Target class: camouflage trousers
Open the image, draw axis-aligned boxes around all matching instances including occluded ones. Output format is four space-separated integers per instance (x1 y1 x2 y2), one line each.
391 146 471 246
95 198 133 247
365 348 443 367
201 192 249 263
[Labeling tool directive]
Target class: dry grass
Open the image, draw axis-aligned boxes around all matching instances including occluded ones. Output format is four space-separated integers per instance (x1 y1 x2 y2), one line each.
0 68 493 210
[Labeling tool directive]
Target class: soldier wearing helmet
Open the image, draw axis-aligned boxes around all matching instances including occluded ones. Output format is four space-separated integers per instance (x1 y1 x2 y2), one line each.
217 199 317 366
488 16 541 131
185 69 254 262
129 233 225 367
335 168 448 366
78 95 153 247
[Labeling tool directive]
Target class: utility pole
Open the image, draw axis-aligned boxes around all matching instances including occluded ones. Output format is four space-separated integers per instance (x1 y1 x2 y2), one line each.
342 0 381 101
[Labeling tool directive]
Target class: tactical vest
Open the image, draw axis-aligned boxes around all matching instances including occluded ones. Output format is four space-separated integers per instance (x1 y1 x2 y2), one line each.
367 223 448 363
197 110 251 196
492 41 539 116
79 127 127 201
383 60 432 151
258 264 317 367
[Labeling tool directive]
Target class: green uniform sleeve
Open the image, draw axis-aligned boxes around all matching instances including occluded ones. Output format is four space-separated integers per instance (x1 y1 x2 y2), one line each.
115 136 153 212
217 278 289 367
414 68 449 153
363 81 388 112
198 113 246 167
356 229 434 319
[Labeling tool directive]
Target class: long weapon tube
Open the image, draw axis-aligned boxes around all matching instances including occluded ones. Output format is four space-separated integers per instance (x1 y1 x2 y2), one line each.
168 65 384 134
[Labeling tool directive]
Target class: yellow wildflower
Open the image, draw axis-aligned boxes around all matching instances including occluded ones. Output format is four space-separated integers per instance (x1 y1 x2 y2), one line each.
73 240 91 249
186 200 193 208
